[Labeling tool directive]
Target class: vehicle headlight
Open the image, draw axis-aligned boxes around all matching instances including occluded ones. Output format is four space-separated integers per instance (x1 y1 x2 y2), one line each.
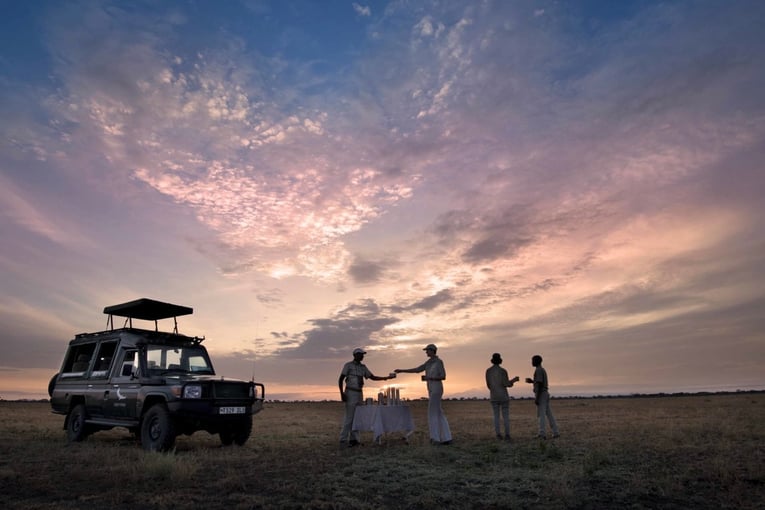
183 384 202 399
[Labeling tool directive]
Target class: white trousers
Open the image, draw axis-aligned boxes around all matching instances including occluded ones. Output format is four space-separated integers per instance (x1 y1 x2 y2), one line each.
427 381 452 443
491 400 510 436
536 391 559 437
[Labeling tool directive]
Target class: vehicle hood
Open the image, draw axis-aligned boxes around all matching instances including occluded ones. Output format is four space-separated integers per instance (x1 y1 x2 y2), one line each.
163 374 251 384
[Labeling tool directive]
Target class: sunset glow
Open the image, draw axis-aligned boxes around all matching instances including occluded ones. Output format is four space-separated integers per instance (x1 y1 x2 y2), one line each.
1 1 763 401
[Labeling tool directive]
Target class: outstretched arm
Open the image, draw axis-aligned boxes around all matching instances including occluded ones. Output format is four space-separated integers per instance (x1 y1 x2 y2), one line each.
396 362 427 374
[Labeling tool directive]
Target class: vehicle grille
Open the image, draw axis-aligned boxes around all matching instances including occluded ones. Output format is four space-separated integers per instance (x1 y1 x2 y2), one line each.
213 381 251 399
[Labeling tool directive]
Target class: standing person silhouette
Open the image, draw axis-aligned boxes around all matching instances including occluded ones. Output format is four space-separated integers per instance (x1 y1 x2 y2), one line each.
395 344 452 445
485 353 520 440
525 354 559 439
338 348 394 447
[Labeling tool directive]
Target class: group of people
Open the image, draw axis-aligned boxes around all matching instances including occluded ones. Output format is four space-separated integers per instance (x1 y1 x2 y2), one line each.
338 344 559 447
487 352 559 440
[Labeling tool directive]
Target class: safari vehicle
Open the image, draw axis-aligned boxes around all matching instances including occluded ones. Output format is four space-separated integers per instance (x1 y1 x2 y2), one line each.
49 298 265 451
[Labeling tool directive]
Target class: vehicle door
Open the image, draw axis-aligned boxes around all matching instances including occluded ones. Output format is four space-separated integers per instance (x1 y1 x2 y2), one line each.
86 340 118 418
104 348 141 420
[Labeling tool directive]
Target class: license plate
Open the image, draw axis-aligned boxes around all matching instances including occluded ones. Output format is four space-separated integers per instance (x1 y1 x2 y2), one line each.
218 406 246 414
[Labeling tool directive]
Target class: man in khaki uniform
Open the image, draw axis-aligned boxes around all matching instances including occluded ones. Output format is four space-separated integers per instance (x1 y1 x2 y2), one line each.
525 354 560 439
338 348 394 447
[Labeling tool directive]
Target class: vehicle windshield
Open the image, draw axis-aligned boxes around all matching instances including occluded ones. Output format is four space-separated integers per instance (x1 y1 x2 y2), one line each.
145 344 214 375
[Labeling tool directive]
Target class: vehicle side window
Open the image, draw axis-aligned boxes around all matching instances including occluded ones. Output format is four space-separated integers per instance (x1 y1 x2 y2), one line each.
188 355 208 372
62 344 97 375
91 341 118 378
117 350 138 378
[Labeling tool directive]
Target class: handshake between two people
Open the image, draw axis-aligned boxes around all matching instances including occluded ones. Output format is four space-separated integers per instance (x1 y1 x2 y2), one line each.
393 368 424 381
393 369 445 382
340 372 397 402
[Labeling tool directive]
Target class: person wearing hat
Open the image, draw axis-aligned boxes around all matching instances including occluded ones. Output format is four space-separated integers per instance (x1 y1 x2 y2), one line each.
394 344 452 445
338 348 395 447
485 353 520 440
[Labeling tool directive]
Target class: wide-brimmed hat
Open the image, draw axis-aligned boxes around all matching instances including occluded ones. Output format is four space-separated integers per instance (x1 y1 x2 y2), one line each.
353 348 366 355
491 353 502 364
423 343 437 351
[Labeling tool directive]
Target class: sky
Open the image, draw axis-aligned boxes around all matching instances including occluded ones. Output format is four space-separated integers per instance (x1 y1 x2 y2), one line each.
1 0 764 401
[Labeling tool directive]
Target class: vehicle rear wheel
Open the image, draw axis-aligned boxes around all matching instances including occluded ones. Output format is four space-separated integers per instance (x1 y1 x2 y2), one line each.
141 404 176 452
220 417 252 446
66 404 89 442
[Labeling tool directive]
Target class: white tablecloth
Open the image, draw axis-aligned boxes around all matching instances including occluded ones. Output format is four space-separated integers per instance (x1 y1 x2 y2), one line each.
352 405 415 443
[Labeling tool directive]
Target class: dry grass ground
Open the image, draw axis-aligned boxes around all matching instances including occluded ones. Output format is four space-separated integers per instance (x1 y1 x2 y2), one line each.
1 393 763 509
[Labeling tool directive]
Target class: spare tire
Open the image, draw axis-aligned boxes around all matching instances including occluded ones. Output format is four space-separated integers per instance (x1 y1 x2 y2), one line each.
48 373 59 397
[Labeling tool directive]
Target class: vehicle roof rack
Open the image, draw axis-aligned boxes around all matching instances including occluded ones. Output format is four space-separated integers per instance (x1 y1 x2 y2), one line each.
104 298 193 334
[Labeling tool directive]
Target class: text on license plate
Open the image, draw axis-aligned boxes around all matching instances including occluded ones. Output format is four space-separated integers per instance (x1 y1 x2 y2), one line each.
218 406 246 414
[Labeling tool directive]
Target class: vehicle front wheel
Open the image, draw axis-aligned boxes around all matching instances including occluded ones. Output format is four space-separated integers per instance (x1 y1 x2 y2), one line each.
141 404 176 452
220 417 252 446
66 404 89 442
219 429 234 446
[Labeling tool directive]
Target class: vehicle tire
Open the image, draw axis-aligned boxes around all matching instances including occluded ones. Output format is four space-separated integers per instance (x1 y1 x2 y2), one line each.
48 373 58 398
66 404 89 442
233 417 253 446
141 404 176 452
219 417 252 446
219 429 234 446
219 418 252 446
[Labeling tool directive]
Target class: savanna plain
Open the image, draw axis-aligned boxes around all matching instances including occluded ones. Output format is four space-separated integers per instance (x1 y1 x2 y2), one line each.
1 394 763 509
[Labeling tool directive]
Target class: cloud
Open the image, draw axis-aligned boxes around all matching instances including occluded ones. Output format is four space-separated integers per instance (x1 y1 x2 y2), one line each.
0 176 72 247
28 2 765 304
406 289 453 311
347 255 400 284
348 257 386 284
414 16 443 39
35 10 423 282
2 1 765 399
0 298 79 369
256 288 284 306
352 3 371 17
285 299 399 358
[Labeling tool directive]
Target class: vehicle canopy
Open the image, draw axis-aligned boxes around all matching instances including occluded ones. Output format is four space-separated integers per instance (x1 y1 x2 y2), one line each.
104 298 193 333
65 298 206 365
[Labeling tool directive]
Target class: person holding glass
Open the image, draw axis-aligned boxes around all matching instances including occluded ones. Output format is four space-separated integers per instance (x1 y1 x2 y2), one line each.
395 343 452 445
